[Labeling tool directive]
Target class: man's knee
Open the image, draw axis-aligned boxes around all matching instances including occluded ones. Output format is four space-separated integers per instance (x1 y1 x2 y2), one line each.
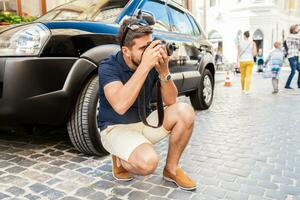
129 144 159 176
175 103 195 125
135 153 159 176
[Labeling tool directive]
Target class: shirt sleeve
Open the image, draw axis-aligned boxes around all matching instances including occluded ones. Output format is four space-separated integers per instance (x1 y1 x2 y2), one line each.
286 38 292 48
98 59 121 88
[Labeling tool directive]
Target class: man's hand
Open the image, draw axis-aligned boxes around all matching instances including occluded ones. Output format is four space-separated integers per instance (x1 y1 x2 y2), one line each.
103 41 165 115
153 44 177 106
155 45 170 76
140 40 162 71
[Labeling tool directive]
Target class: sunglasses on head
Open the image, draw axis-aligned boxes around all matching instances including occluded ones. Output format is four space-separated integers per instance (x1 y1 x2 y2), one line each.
120 19 149 47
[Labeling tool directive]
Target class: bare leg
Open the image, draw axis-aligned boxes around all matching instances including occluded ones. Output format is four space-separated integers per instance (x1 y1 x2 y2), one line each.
162 103 195 174
165 123 194 174
118 158 140 175
119 143 159 176
118 102 195 176
272 78 276 91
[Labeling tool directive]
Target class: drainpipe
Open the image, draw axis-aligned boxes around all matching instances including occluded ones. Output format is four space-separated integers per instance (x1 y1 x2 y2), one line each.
17 0 22 16
40 0 47 16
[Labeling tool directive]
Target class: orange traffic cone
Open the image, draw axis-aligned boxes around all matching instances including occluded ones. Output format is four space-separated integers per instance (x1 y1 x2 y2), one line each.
224 72 232 87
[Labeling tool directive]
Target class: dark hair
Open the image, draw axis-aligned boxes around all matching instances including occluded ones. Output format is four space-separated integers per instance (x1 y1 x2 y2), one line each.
118 17 153 48
290 25 298 34
243 31 250 38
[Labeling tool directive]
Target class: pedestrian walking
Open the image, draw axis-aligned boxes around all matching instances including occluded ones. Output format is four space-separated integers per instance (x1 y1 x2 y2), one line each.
284 24 300 89
256 48 264 72
264 42 284 94
215 47 223 70
237 31 257 94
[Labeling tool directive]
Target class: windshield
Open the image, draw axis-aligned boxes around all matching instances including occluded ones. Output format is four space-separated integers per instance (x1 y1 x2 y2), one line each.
36 0 130 23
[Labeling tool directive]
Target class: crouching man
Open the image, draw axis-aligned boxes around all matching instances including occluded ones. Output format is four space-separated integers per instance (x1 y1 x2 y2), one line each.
98 17 196 191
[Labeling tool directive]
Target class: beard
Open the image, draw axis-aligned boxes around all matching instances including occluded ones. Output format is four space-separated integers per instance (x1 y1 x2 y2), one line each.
131 55 141 70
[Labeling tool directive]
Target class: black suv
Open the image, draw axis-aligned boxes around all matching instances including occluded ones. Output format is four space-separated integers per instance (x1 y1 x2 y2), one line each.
0 0 215 156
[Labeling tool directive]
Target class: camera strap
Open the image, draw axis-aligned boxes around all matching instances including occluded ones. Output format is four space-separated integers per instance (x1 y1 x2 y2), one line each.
138 80 164 128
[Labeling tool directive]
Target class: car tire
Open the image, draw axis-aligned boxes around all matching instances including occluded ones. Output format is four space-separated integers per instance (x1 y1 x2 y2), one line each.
190 69 214 110
67 75 108 156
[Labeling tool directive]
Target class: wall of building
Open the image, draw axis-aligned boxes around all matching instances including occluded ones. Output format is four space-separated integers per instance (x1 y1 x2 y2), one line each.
46 0 72 11
0 0 72 17
0 0 18 13
22 0 41 16
192 0 300 63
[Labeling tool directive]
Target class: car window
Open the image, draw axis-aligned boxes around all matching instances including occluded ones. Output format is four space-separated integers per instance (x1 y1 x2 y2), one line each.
187 14 201 37
37 0 129 23
168 5 194 35
141 0 170 31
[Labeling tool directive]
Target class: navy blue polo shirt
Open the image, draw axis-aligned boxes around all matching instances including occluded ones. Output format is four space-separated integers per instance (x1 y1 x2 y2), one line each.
98 51 158 131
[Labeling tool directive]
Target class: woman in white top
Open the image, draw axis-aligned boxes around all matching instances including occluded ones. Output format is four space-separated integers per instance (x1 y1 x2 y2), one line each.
237 31 257 94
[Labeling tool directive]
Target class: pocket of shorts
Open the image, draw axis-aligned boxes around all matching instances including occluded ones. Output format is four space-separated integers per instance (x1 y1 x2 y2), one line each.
100 125 116 144
100 125 117 153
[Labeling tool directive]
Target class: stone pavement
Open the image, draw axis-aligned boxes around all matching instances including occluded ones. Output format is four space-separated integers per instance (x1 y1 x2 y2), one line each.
0 70 300 200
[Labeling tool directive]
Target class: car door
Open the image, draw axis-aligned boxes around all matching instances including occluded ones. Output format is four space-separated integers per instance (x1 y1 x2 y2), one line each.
187 13 211 68
166 4 200 92
138 0 183 92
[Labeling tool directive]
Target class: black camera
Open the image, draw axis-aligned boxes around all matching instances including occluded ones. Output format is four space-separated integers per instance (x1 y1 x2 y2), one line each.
160 40 178 56
147 37 178 56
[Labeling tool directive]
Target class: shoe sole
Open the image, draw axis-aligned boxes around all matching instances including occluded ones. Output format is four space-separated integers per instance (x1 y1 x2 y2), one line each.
163 176 196 191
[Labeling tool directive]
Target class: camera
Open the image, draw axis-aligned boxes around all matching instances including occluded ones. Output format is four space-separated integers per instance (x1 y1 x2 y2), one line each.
147 37 178 56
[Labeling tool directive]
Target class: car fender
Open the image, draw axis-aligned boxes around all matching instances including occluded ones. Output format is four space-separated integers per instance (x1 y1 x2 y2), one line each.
65 44 120 118
197 51 215 84
80 44 120 64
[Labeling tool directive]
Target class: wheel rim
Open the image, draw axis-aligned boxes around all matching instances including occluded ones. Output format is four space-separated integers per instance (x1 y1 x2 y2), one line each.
203 75 212 104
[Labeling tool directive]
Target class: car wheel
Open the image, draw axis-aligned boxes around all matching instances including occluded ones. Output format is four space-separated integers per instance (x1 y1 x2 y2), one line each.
190 69 214 110
67 75 108 156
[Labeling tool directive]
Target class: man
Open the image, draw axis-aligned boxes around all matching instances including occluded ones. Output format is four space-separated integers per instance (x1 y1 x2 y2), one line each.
285 24 300 89
98 17 196 191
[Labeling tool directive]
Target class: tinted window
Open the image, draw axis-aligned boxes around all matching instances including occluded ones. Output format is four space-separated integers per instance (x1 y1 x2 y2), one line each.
141 0 170 31
37 0 129 23
168 6 194 35
187 14 201 36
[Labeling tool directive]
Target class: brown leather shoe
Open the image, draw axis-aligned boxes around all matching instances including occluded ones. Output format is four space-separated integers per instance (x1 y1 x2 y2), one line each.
112 155 133 181
163 167 197 191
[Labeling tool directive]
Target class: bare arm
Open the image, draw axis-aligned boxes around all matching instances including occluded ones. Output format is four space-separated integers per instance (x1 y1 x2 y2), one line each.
237 45 240 67
104 67 150 115
160 74 178 106
104 41 162 115
155 46 177 105
253 41 257 57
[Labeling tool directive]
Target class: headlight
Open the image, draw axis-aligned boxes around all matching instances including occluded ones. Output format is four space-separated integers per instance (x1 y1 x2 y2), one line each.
0 23 50 56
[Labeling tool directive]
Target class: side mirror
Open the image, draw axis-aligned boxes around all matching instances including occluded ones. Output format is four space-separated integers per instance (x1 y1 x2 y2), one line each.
136 10 156 25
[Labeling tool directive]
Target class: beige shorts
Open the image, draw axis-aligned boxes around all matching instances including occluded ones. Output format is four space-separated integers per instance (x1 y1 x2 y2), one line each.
100 110 170 162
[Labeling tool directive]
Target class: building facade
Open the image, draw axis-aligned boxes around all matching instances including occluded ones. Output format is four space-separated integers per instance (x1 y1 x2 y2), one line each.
0 0 73 17
191 0 300 63
0 0 191 17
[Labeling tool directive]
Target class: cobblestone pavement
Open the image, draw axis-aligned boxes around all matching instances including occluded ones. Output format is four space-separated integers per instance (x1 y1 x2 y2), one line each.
0 71 300 200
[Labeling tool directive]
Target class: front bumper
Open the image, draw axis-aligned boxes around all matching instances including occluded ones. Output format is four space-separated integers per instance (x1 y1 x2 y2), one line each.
0 57 77 126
